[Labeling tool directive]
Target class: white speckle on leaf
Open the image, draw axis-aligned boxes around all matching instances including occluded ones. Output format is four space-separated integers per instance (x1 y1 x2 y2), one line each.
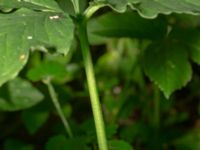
49 15 59 20
19 54 26 61
27 36 33 40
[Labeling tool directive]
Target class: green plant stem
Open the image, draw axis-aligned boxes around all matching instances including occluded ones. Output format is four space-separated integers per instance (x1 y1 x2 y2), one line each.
84 2 107 19
77 16 108 150
45 80 73 138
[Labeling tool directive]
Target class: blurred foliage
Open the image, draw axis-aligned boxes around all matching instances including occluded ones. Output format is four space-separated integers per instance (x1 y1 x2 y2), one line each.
1 2 200 150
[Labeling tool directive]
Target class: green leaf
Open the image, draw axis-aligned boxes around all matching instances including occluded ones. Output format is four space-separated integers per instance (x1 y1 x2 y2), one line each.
0 8 74 86
143 41 192 98
0 78 44 111
57 0 88 15
22 109 49 134
45 135 68 150
0 0 62 12
61 104 72 118
106 124 118 139
4 139 34 150
108 140 133 150
57 0 75 15
95 0 200 18
174 14 200 28
96 50 121 73
174 129 200 150
187 39 200 65
164 111 189 126
0 29 29 86
170 28 200 65
120 122 149 143
27 61 67 81
45 135 89 150
88 12 167 42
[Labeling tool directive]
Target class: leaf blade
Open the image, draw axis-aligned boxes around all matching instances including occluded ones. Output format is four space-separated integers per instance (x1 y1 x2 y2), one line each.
0 8 74 86
143 41 192 98
95 0 200 18
0 0 62 12
88 12 167 42
0 78 44 111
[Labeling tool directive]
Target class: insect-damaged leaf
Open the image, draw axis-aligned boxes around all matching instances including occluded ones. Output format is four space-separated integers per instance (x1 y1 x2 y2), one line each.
0 8 74 86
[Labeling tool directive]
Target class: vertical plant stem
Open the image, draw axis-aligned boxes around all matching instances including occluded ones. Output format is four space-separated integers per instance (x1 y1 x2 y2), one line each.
45 80 73 138
77 16 108 150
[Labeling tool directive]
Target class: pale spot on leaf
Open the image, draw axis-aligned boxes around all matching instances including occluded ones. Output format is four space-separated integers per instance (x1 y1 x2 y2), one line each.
19 54 26 61
27 36 33 40
49 15 59 20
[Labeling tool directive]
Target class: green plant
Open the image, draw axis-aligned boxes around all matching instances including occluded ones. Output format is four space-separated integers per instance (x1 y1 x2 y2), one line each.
1 0 200 150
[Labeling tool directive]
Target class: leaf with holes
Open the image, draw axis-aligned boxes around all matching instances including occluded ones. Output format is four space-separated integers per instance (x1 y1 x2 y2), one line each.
94 0 200 18
143 41 192 98
0 8 74 86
